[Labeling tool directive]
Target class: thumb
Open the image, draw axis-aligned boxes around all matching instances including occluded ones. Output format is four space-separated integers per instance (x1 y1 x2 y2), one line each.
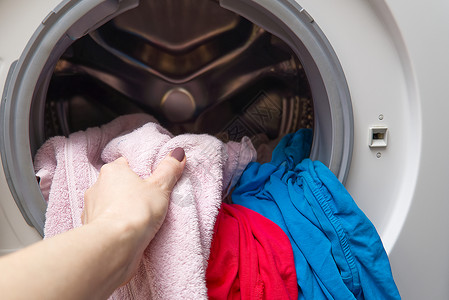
145 147 186 192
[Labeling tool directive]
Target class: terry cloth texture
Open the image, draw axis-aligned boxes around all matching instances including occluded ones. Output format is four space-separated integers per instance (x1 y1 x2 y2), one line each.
206 203 298 300
34 113 257 300
232 129 401 300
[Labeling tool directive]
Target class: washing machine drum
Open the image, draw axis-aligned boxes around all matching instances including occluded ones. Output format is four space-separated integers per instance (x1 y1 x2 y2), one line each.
0 0 353 236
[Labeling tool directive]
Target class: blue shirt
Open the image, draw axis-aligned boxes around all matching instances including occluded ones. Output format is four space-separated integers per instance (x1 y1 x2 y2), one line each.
232 129 400 299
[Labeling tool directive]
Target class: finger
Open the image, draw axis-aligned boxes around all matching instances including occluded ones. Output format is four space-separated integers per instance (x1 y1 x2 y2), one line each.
98 157 129 179
112 156 129 166
145 147 186 191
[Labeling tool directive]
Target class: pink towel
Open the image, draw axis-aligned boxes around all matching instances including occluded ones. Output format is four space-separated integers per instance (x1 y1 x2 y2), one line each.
34 113 256 299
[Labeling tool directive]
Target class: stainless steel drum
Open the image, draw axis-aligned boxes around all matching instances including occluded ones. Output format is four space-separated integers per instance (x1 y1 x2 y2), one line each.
44 0 314 149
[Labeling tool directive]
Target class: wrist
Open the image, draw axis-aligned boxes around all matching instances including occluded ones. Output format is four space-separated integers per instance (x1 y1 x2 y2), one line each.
84 220 138 288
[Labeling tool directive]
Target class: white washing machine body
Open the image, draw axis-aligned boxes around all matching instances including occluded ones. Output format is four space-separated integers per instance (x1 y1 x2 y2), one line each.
1 0 448 298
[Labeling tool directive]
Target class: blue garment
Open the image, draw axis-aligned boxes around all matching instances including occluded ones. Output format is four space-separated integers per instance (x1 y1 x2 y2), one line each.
232 129 400 299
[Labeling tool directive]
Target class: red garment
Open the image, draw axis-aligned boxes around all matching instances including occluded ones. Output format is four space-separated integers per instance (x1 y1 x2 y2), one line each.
206 203 298 300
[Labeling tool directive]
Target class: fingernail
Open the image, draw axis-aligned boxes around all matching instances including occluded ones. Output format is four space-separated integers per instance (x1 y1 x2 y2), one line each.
170 147 185 162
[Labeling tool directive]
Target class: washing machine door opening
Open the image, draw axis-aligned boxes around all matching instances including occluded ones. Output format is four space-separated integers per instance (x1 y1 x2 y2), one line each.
0 0 353 236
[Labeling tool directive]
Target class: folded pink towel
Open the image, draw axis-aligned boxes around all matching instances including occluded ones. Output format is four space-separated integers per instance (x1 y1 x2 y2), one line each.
34 113 256 299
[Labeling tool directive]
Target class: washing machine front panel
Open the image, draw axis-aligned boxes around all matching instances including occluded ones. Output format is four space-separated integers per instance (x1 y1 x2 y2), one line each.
378 0 449 298
299 0 449 298
298 0 420 251
1 0 449 298
0 0 63 255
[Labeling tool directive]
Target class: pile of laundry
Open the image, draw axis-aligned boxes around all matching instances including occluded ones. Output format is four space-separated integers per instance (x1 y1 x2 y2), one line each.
34 114 400 300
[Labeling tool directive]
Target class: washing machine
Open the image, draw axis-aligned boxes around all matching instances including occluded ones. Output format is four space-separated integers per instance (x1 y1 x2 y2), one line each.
1 0 449 298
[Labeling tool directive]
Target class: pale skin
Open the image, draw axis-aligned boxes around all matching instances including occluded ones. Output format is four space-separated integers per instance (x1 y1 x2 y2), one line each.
0 150 186 300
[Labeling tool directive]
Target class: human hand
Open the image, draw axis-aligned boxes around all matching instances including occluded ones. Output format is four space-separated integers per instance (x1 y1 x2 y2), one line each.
81 147 186 284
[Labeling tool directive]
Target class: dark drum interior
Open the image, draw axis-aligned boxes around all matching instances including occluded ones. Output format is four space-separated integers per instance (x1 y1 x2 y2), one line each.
43 0 314 150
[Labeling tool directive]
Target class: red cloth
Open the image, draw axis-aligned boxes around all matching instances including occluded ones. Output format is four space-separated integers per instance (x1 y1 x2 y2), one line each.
206 203 298 300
